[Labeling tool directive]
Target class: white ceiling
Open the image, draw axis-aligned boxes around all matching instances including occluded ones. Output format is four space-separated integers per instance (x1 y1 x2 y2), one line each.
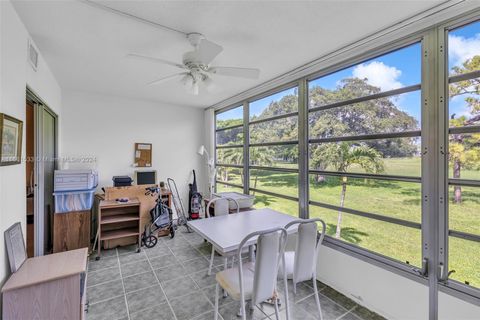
13 0 444 108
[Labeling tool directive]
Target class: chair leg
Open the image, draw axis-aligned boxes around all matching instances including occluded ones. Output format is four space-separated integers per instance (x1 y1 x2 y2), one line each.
214 283 219 320
293 282 297 295
282 257 290 320
312 277 323 320
208 246 215 276
222 257 228 298
274 297 281 320
240 299 247 320
231 255 235 268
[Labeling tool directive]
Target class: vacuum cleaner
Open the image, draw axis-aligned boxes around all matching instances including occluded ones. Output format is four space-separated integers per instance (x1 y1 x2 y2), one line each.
188 170 202 220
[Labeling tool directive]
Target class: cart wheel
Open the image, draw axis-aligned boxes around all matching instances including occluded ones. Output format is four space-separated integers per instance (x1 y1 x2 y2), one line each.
95 256 100 261
170 227 175 238
142 235 158 248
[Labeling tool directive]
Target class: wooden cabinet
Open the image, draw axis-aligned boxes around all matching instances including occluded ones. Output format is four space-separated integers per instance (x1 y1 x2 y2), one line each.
97 198 141 257
53 210 91 253
2 248 88 320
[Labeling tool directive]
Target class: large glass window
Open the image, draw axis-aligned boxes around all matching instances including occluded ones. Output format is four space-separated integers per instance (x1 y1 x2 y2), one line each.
308 43 422 267
447 20 480 288
215 106 244 191
212 16 480 301
249 87 299 216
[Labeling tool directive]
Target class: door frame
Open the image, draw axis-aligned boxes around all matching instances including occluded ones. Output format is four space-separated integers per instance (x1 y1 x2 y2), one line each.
26 87 58 256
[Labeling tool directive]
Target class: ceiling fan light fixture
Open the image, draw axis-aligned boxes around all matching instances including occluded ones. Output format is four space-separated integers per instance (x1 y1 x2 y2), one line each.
203 76 216 92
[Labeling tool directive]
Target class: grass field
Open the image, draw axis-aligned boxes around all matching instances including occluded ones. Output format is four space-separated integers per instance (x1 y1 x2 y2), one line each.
217 157 480 288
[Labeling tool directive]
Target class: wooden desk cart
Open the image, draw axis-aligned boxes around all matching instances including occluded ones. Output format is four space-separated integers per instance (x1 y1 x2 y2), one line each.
97 198 141 258
2 248 88 320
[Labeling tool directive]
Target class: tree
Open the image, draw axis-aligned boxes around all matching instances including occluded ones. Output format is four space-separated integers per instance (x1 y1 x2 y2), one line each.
449 56 480 203
312 142 384 238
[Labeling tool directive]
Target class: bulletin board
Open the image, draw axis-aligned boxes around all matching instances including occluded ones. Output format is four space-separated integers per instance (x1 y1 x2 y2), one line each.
134 143 152 167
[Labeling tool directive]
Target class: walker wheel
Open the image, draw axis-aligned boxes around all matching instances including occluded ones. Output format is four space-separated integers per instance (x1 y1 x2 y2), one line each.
170 227 175 239
142 234 158 248
95 256 100 261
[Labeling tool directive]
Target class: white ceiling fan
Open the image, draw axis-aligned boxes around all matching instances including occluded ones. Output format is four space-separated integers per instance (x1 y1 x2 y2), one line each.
80 0 260 95
127 33 260 95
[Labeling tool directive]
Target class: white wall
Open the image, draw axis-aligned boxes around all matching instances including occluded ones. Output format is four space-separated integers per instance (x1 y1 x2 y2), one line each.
61 90 205 209
316 245 480 320
0 0 61 287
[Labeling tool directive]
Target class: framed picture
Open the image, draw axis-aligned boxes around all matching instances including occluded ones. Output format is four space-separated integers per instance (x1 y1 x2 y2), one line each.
0 113 23 166
4 222 27 273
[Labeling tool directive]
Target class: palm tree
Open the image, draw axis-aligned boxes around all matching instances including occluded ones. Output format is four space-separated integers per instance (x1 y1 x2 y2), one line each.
314 142 384 238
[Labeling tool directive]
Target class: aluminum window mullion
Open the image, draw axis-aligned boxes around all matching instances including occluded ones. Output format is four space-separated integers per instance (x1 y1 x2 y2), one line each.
215 123 243 132
249 140 299 147
243 101 250 195
309 84 421 113
448 69 480 83
249 111 299 125
215 163 243 169
309 130 421 144
309 200 422 229
298 79 309 219
249 165 299 173
216 144 244 149
309 170 421 183
448 179 480 187
448 125 480 135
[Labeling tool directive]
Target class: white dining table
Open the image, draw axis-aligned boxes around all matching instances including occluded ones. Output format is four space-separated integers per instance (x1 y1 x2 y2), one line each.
187 208 298 256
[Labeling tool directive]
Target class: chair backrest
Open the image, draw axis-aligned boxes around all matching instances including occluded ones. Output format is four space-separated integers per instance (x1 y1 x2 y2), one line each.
206 197 239 217
285 218 326 283
237 227 287 305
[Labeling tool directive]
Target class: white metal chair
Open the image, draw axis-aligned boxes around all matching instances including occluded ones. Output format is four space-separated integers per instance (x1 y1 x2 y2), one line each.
214 227 290 320
282 218 326 320
206 197 241 275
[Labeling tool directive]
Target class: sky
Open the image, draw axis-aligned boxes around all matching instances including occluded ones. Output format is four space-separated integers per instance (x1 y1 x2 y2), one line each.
217 20 480 125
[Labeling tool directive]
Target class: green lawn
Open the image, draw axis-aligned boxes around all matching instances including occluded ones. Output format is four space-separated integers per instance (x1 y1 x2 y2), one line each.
217 158 480 288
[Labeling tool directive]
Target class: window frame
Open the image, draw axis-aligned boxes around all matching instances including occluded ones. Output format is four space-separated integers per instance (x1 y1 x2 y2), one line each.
212 9 480 308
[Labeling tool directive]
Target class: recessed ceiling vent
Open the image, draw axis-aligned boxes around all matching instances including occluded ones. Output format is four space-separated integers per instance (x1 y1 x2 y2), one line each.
28 40 38 71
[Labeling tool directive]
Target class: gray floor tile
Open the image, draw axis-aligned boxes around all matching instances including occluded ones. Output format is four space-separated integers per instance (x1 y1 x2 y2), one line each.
202 284 235 307
320 285 357 310
189 269 219 289
172 247 205 262
88 266 121 287
95 248 118 258
170 292 213 320
88 296 128 320
149 253 180 269
87 279 124 304
144 245 172 258
341 311 364 320
298 293 349 320
351 305 386 320
271 303 316 320
191 310 223 320
182 256 211 274
119 251 147 265
117 244 141 256
121 259 152 278
89 256 118 272
277 279 318 304
219 302 269 320
130 304 175 320
123 271 157 293
154 262 187 283
163 275 199 299
126 285 166 314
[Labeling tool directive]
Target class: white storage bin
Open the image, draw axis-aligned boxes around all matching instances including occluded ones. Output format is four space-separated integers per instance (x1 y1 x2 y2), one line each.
53 188 96 213
212 192 255 209
54 169 98 192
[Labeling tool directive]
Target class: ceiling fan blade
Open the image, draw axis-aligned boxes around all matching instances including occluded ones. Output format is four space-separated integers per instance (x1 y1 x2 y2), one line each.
147 72 187 86
197 39 223 64
127 53 186 70
208 66 260 79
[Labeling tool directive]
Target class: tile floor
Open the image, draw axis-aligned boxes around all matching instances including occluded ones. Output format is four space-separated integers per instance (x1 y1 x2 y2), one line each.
86 230 386 320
